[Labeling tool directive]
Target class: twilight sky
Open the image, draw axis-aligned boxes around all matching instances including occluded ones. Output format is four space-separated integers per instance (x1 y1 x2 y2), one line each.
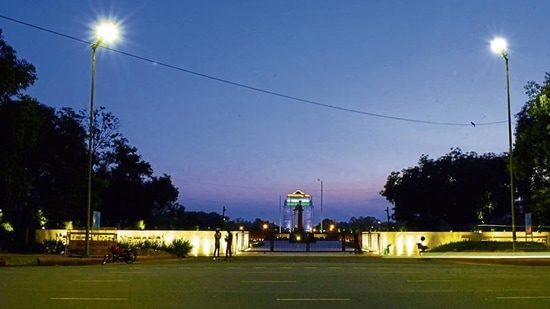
1 1 550 224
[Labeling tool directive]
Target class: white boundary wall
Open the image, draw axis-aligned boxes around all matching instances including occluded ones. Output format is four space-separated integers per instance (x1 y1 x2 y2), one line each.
36 229 548 256
362 231 549 256
35 229 249 257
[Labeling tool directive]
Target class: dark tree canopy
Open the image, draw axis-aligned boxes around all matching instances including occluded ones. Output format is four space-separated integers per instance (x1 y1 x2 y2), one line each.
0 29 184 252
0 29 37 103
74 109 181 229
514 71 550 225
380 148 510 231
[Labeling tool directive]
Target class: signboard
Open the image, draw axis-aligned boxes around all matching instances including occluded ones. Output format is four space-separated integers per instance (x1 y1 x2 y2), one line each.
69 240 112 255
93 211 101 228
67 230 116 256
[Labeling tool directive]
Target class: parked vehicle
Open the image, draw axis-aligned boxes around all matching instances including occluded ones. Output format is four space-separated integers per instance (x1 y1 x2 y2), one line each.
101 244 138 265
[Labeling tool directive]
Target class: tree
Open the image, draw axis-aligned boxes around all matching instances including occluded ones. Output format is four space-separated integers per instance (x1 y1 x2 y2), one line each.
380 148 510 230
33 108 87 227
63 105 181 229
94 136 181 228
0 29 39 221
349 216 381 231
0 97 89 250
0 30 45 249
514 72 550 225
148 174 180 218
0 30 182 250
96 138 152 227
0 29 37 103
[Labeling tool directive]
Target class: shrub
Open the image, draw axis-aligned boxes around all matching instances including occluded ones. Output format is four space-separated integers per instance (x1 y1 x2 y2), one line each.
43 239 66 254
164 238 193 258
430 241 550 252
140 239 164 251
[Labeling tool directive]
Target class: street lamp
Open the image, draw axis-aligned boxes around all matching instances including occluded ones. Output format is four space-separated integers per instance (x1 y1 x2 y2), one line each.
318 179 323 233
490 37 516 251
85 21 119 257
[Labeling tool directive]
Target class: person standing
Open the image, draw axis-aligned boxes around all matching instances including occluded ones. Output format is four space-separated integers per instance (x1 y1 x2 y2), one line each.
213 228 221 260
224 229 233 261
353 229 360 254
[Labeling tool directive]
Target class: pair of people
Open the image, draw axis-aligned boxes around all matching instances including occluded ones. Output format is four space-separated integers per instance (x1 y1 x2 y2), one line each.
213 228 233 260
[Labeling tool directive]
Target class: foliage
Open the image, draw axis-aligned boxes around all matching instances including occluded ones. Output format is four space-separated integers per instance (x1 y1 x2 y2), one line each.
0 91 87 244
138 239 165 251
164 238 193 258
430 241 549 252
74 108 182 229
0 29 37 102
0 30 183 251
380 148 510 231
348 216 381 231
0 228 14 252
514 72 550 225
0 31 41 246
42 239 66 254
175 211 226 230
110 237 192 258
0 31 87 245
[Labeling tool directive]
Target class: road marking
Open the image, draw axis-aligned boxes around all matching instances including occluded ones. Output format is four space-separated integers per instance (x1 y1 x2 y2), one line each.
242 280 296 283
51 297 127 301
407 279 461 283
375 271 422 274
109 271 152 274
71 280 129 283
497 296 550 300
277 298 350 301
247 271 289 274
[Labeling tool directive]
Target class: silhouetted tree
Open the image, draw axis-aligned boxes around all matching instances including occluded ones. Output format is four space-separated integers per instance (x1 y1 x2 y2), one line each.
380 148 509 230
515 72 550 225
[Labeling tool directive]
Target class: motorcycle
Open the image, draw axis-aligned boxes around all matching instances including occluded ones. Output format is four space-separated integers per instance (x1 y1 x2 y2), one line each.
101 244 138 265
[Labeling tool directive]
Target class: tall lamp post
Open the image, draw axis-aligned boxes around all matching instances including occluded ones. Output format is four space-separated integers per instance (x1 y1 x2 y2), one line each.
490 37 516 251
318 179 323 233
85 21 119 257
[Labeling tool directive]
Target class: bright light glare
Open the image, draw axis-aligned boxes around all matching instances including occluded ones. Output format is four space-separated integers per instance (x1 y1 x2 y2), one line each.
490 37 507 55
95 21 119 43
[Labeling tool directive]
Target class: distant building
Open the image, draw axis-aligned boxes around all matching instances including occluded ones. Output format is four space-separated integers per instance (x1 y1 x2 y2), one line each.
283 190 314 232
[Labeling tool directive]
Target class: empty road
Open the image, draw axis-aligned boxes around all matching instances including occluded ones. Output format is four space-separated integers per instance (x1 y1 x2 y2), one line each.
1 255 550 308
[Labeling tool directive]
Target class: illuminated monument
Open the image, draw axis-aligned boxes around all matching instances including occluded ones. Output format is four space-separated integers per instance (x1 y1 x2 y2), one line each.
283 190 314 232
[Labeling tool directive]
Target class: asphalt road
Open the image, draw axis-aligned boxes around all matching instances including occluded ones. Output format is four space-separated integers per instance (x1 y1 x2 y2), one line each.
1 256 550 309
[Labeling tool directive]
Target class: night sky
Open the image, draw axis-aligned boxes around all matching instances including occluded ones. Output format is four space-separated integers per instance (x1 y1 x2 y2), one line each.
2 1 550 223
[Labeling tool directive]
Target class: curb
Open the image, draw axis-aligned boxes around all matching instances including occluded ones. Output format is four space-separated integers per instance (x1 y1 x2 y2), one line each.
0 253 179 267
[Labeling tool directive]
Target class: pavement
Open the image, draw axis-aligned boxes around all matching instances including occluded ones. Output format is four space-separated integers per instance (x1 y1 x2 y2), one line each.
415 251 550 266
2 250 550 267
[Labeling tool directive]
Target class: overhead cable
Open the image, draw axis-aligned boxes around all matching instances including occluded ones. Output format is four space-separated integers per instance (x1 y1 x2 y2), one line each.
0 14 506 127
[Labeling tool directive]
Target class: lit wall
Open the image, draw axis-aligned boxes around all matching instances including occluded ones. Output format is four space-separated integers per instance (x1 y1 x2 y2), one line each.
363 231 549 256
36 229 249 257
